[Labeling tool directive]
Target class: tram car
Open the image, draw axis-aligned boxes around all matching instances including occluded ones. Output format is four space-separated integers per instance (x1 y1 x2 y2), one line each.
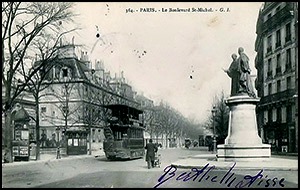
103 104 145 160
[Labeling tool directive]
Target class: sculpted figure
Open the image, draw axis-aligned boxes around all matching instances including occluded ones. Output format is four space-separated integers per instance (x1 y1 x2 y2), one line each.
224 53 239 96
224 47 256 98
237 47 256 98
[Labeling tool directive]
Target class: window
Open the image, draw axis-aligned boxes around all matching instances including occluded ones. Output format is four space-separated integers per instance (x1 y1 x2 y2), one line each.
268 58 272 71
286 105 292 123
286 76 291 89
276 30 281 48
267 58 272 77
62 68 68 77
276 54 281 74
267 35 272 53
268 109 272 123
267 13 272 20
268 83 272 95
41 107 47 113
286 49 291 70
276 108 282 122
277 80 281 92
285 23 291 42
73 139 78 146
68 139 73 146
276 54 281 68
60 67 72 81
79 139 86 146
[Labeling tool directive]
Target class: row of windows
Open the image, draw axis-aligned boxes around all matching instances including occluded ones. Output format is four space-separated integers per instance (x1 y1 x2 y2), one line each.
266 48 292 74
267 76 292 95
264 105 295 123
113 129 143 140
266 23 292 54
129 129 143 138
264 4 283 22
68 138 86 147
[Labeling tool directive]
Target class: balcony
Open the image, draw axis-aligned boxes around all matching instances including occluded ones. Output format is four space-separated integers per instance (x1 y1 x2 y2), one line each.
262 3 294 33
260 89 296 105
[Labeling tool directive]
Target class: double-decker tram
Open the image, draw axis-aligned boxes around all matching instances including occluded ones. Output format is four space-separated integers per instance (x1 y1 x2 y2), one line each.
103 104 145 160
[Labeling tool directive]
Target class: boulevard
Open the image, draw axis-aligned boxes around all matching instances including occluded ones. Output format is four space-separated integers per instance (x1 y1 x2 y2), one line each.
2 147 298 188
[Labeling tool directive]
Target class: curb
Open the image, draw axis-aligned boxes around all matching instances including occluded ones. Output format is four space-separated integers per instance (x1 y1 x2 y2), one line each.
2 154 101 168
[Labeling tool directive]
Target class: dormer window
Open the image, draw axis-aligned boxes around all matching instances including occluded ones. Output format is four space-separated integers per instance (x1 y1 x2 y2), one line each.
60 66 72 81
62 68 68 77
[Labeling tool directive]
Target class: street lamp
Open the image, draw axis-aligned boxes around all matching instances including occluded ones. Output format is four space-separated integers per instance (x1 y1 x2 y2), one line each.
211 105 217 154
56 126 61 159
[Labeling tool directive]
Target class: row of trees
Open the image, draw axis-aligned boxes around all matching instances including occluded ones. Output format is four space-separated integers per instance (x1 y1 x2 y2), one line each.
143 102 204 148
142 90 231 149
142 89 233 149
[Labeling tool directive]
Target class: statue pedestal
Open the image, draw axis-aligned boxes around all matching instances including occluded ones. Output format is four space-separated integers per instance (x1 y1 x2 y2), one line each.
217 95 271 161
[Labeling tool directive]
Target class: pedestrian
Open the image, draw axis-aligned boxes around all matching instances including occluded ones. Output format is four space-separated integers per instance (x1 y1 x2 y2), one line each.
145 139 157 169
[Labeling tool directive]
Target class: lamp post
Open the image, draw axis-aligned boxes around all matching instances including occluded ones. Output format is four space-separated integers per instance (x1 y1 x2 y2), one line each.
211 105 217 154
57 76 69 159
56 126 61 159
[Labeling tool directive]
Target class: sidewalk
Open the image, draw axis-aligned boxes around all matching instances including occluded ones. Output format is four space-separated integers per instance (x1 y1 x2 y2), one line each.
172 147 298 171
2 151 105 167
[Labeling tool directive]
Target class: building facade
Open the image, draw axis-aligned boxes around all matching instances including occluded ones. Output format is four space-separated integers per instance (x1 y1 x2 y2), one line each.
37 40 141 156
255 2 298 153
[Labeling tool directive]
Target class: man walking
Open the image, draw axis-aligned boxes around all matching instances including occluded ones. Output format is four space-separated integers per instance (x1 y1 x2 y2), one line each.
145 139 157 169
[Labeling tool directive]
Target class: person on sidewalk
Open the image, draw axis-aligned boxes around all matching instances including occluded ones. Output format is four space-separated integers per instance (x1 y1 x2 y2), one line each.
145 139 158 169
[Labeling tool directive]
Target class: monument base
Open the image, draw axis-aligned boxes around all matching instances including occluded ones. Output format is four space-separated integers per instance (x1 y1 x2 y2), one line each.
217 144 271 162
216 95 271 162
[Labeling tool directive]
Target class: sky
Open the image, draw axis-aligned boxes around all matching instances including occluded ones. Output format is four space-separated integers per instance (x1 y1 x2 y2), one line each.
67 2 264 123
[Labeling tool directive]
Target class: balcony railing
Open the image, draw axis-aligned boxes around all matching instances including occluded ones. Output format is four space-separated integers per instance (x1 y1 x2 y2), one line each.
262 3 294 33
260 89 296 105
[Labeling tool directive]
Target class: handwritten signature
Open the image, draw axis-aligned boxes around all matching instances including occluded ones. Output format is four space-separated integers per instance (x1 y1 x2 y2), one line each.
154 163 285 188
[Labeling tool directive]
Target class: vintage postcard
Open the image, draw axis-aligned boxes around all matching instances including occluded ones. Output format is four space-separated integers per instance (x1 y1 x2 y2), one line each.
2 2 298 188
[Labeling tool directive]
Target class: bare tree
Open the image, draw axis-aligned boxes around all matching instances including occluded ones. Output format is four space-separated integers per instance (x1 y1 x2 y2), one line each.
26 31 78 160
209 91 230 144
143 106 157 138
152 102 204 148
2 2 75 162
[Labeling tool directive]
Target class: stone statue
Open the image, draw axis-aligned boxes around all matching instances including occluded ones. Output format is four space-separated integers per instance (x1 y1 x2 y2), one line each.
224 47 256 98
224 53 239 96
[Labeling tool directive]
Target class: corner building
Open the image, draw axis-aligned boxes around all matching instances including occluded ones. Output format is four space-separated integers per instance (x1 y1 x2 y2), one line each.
255 2 298 153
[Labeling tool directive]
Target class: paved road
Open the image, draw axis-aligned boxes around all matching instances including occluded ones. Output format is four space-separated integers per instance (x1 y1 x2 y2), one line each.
2 147 298 188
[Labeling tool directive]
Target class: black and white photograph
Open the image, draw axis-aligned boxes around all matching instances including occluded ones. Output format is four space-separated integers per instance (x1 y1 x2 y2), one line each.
2 2 298 188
